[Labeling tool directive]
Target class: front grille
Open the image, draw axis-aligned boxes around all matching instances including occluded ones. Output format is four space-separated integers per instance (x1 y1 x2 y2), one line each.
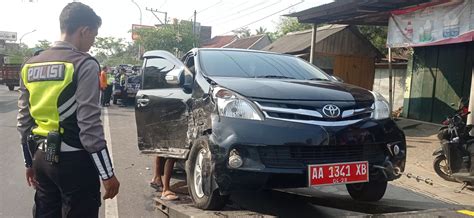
257 144 386 169
254 101 373 124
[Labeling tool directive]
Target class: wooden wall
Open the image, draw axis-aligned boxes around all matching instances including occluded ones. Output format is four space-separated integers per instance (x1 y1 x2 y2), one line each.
406 42 473 123
333 55 375 90
314 27 380 58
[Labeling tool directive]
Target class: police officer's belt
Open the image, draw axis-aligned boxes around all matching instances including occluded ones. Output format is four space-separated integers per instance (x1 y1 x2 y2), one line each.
37 140 83 152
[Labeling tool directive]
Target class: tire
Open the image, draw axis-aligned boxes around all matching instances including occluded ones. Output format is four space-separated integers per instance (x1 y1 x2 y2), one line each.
346 180 387 202
433 155 456 182
112 97 118 105
7 85 14 91
185 137 229 210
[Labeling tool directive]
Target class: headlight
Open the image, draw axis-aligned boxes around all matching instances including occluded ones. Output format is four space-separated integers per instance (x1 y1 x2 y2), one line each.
212 87 263 121
371 91 390 120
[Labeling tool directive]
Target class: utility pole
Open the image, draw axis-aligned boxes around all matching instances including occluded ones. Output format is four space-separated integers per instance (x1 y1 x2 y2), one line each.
146 7 167 25
131 0 142 25
193 10 197 47
19 29 36 45
131 0 142 59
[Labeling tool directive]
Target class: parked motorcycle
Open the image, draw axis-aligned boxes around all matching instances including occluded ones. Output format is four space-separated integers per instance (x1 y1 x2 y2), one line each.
433 108 474 186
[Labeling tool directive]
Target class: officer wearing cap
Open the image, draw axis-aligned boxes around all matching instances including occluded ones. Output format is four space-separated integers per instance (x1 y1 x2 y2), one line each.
17 2 120 217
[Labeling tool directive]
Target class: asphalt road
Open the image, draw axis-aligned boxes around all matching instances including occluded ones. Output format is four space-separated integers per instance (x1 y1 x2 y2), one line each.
0 86 35 217
0 85 471 218
0 86 157 218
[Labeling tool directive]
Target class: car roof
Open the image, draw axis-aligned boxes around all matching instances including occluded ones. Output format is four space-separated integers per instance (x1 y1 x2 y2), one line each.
143 48 287 59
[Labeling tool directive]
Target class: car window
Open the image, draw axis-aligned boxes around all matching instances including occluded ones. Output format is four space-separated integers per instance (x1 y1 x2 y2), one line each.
199 50 330 80
142 57 179 90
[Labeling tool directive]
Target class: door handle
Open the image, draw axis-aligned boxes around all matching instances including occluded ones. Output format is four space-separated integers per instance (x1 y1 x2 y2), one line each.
137 96 150 107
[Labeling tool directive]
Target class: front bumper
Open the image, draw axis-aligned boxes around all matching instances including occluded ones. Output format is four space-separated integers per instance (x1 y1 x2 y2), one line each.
208 116 406 191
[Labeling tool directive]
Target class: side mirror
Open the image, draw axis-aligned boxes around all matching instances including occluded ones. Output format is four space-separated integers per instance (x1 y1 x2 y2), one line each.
165 68 184 85
332 75 344 83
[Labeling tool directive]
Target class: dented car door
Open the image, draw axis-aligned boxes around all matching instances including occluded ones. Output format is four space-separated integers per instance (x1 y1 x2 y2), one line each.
135 51 193 159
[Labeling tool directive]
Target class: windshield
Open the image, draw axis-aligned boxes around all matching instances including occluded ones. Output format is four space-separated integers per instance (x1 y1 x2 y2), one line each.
198 50 330 80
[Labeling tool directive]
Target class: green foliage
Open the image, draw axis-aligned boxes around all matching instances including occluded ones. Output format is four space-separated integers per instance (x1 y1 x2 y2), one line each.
274 17 312 38
232 27 251 38
4 43 37 59
134 21 197 55
35 40 52 50
92 37 141 67
255 27 267 35
357 26 388 55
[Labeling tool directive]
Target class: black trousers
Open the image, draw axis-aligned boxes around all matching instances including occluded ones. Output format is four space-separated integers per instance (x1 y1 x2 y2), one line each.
104 85 113 104
33 150 101 218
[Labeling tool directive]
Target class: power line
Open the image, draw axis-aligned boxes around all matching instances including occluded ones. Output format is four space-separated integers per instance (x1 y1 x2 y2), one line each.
159 0 167 9
188 0 224 20
218 0 304 35
198 1 252 22
207 0 281 26
200 0 268 23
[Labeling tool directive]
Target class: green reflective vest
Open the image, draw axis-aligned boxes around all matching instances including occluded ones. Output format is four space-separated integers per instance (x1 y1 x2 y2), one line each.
21 47 98 149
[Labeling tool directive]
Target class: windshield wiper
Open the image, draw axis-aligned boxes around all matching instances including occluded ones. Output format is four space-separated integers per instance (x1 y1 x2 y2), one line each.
308 78 330 81
256 75 296 79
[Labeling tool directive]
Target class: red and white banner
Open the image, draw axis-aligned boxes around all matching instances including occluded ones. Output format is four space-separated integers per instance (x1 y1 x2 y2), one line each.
387 0 474 48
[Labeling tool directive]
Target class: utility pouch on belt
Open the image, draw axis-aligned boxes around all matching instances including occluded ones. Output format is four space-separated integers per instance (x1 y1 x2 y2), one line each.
27 134 38 158
45 131 61 164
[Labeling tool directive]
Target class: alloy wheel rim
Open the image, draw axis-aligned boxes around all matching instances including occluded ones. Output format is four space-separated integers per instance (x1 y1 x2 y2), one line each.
439 159 451 174
194 148 205 198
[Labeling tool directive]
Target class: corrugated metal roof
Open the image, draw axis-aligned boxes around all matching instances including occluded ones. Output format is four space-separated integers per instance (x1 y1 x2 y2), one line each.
201 35 236 48
263 24 347 54
287 0 429 25
224 35 267 49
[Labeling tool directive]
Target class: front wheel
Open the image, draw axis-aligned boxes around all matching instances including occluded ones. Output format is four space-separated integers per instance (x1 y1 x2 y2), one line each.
7 85 14 91
433 155 456 182
346 180 387 201
185 137 229 210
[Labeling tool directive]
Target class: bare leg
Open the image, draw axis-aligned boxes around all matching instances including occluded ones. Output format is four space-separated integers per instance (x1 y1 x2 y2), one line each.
161 159 178 200
150 156 163 186
162 159 176 192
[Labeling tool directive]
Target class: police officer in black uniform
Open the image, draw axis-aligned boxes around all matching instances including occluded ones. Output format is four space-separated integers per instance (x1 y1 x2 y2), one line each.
17 2 120 217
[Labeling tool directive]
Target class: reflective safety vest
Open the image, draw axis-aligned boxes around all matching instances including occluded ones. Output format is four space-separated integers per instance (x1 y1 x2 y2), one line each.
107 73 114 85
21 47 99 149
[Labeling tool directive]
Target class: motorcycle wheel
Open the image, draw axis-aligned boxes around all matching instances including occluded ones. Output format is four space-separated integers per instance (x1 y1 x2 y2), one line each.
433 155 457 182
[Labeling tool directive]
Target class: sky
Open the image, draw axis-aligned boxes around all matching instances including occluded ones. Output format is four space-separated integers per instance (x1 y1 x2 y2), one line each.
0 0 333 47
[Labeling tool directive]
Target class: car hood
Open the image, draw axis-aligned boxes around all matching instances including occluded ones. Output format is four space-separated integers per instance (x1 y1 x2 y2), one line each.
210 77 374 102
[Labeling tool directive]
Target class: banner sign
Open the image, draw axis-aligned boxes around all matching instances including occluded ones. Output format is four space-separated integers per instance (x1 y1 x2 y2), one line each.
131 24 155 41
0 31 17 41
4 56 24 64
387 0 474 48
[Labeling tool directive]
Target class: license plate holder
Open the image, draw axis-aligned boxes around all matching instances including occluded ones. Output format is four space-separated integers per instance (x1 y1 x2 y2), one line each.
308 161 369 187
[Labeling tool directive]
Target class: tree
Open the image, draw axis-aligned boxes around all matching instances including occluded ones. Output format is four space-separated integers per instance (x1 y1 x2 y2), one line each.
92 37 141 66
274 17 312 38
357 26 388 55
134 21 196 56
255 27 267 35
232 27 251 38
35 40 52 50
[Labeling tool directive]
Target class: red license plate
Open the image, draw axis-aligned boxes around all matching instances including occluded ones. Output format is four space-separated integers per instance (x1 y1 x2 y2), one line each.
308 161 369 187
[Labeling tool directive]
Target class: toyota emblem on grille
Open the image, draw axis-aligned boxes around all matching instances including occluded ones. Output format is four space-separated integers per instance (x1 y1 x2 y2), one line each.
322 104 341 118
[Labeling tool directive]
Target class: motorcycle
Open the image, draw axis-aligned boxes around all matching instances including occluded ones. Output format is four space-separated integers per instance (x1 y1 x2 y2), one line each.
433 107 474 186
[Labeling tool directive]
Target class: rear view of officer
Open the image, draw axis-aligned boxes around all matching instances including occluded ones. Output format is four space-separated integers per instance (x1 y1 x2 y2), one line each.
17 2 120 217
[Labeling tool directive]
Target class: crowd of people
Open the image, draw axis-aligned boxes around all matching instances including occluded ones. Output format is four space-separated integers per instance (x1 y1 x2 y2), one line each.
98 65 140 107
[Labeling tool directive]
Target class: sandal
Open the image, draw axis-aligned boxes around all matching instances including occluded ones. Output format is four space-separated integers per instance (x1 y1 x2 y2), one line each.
149 182 163 191
160 192 179 201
